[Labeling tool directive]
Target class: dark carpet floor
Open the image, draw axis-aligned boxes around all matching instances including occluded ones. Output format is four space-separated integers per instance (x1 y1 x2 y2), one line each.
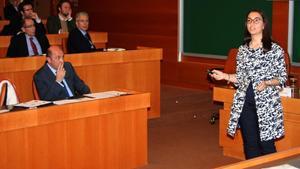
138 85 240 169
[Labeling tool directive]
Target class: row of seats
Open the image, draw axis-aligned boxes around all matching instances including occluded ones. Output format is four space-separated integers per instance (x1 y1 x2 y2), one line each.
0 31 108 57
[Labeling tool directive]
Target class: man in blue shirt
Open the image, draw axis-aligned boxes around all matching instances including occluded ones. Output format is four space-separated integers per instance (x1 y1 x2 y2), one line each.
34 46 90 101
7 18 49 57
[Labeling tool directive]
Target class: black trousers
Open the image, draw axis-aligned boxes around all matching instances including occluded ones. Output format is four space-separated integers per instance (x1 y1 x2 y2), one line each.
239 83 276 159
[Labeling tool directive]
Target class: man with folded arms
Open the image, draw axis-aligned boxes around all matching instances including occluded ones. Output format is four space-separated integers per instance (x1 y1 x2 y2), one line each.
34 46 90 101
47 0 75 34
7 18 49 57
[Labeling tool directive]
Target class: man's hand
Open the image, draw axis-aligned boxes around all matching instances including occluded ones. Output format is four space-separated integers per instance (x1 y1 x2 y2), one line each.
30 12 38 19
56 63 66 83
67 9 72 20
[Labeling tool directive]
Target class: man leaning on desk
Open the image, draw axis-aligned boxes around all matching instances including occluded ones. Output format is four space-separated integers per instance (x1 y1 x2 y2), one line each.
34 46 90 101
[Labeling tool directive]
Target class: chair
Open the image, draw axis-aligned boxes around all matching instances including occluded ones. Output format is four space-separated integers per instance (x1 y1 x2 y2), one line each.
32 80 40 100
208 48 291 124
0 82 7 107
0 80 19 106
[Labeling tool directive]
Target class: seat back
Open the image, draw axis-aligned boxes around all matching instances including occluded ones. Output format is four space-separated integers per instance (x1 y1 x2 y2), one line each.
0 80 19 105
0 35 12 58
284 52 291 75
0 83 7 106
46 33 68 49
32 80 40 100
223 48 238 74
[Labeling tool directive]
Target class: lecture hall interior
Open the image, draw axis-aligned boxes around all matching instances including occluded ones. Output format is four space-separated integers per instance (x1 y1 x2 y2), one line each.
1 0 300 169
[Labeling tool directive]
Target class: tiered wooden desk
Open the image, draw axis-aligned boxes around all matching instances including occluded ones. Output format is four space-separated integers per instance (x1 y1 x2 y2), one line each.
0 47 162 118
213 86 300 160
0 92 150 169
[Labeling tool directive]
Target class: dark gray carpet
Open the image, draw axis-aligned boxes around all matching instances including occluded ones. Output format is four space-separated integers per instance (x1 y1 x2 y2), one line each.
138 85 240 169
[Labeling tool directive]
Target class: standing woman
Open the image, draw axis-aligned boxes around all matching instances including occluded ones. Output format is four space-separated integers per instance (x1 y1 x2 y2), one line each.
211 9 287 159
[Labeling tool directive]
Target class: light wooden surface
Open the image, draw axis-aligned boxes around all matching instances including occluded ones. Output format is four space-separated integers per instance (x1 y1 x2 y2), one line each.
0 32 108 57
213 86 300 160
0 20 9 33
216 147 300 169
0 48 162 118
0 92 150 169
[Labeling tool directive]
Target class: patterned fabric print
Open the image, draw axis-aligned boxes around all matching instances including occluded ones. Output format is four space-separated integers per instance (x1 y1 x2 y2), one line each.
227 42 287 141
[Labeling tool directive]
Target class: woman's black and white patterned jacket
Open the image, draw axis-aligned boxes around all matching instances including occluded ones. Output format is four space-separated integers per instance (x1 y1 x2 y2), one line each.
227 42 287 141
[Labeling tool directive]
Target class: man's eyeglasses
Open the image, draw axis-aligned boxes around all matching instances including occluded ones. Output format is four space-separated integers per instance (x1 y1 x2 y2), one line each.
246 17 262 25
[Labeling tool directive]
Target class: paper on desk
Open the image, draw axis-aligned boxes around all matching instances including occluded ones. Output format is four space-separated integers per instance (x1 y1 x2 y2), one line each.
279 87 292 97
15 100 51 108
0 109 9 113
84 91 128 99
262 164 299 169
53 97 93 105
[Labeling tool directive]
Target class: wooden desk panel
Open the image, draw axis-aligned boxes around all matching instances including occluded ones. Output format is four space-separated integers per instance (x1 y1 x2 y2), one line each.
213 87 300 160
0 92 150 169
216 147 300 169
0 48 162 118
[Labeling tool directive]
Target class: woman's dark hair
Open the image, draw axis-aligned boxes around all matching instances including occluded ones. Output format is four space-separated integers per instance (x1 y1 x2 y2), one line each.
243 9 272 52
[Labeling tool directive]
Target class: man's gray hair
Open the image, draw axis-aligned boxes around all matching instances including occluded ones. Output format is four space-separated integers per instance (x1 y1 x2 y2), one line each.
76 11 89 21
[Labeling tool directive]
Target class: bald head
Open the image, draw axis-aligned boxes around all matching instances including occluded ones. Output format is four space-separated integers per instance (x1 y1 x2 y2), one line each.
46 46 64 70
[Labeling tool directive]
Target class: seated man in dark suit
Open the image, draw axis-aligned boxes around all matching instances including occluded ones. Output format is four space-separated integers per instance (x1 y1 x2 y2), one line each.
7 18 50 57
2 1 46 35
4 0 21 21
67 11 96 53
34 46 91 101
47 0 75 34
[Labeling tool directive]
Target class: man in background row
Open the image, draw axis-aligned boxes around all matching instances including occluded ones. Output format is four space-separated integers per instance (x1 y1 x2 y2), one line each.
47 0 75 34
4 0 21 21
34 46 90 101
2 1 46 36
67 11 96 53
7 18 49 57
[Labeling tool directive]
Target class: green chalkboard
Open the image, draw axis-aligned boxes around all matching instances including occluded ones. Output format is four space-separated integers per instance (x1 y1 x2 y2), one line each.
183 1 273 57
293 2 300 63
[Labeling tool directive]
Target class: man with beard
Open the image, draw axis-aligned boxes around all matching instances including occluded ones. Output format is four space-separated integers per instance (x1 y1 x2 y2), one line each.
47 0 75 34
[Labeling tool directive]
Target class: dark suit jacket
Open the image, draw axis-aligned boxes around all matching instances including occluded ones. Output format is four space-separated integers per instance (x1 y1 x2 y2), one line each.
4 3 20 21
46 15 75 34
34 62 91 101
67 28 96 53
6 32 50 57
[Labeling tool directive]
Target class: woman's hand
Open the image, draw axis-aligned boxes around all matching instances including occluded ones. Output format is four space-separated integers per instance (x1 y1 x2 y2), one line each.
210 70 226 81
256 81 268 91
